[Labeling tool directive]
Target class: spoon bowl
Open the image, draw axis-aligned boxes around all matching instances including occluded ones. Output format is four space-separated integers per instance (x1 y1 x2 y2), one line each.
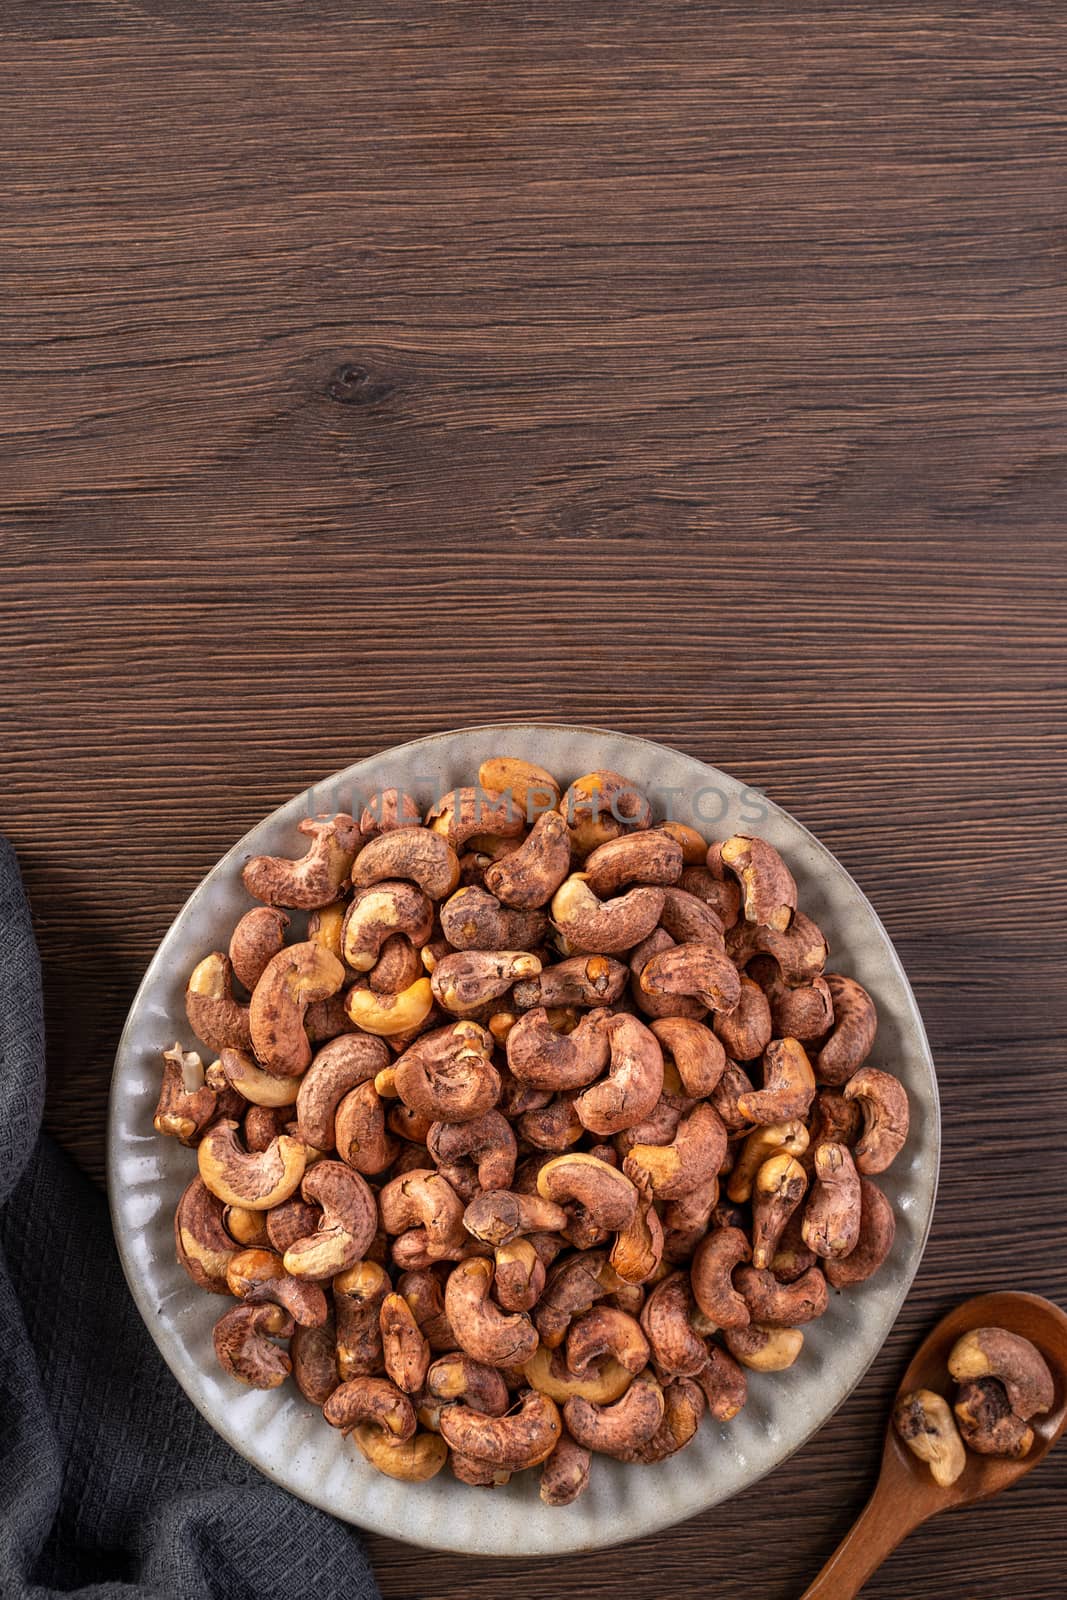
801 1291 1067 1598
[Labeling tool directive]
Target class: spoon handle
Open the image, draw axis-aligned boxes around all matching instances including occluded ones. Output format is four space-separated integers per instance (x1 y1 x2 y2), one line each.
798 1474 928 1600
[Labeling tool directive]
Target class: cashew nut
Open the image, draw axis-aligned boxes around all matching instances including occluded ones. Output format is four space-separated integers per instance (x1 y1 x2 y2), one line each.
155 1042 239 1144
484 809 572 909
229 906 291 993
430 949 541 1015
463 1190 568 1247
735 1264 828 1326
185 953 253 1055
582 830 683 897
648 1016 726 1098
392 1020 500 1122
478 756 562 819
536 1152 638 1232
640 1270 708 1376
727 1119 810 1203
751 1153 808 1270
430 787 527 850
816 974 877 1084
559 769 653 855
617 1375 705 1464
566 1305 650 1377
225 1247 328 1326
712 976 772 1062
844 1066 910 1174
506 1006 611 1092
954 1379 1034 1458
291 1317 340 1405
198 1119 306 1209
440 1387 562 1470
551 876 665 955
719 835 797 931
359 788 423 836
825 1178 896 1288
728 909 828 989
512 952 628 1011
281 1160 378 1279
695 1344 748 1420
426 1109 517 1196
624 1101 728 1201
573 1013 665 1137
610 1166 664 1285
351 828 460 901
563 1370 664 1457
750 957 835 1043
295 1031 390 1150
691 1226 751 1330
439 884 548 952
539 1432 591 1505
341 880 434 971
444 1257 539 1368
802 1142 862 1259
216 1046 301 1110
948 1328 1054 1421
380 1290 431 1392
249 941 345 1077
334 1260 390 1379
213 1302 294 1388
639 940 742 1015
174 1176 237 1293
724 1323 804 1372
738 1037 816 1125
893 1389 967 1485
345 977 435 1038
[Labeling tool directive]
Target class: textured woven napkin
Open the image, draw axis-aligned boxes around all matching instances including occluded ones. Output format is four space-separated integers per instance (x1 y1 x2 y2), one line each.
0 837 381 1599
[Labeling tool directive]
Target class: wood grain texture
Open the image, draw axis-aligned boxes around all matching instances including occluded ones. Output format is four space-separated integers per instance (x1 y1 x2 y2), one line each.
1 1 1064 1594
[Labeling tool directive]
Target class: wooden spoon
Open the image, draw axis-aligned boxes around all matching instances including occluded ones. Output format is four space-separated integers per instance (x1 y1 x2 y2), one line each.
800 1291 1067 1599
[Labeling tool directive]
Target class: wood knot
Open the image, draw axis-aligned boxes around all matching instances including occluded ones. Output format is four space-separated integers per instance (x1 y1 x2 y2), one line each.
327 363 394 406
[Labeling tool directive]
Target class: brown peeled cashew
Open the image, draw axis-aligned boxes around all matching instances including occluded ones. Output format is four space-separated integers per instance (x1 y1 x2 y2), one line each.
439 885 548 952
713 977 772 1062
582 830 683 897
334 1260 390 1379
624 1101 728 1201
566 1306 650 1377
430 949 542 1015
695 1345 748 1421
751 1153 808 1270
533 1250 615 1350
803 1142 862 1260
640 1271 708 1377
291 1317 340 1405
749 957 836 1043
954 1379 1035 1458
282 1161 378 1279
229 907 291 992
679 861 742 929
518 1093 584 1152
573 1013 665 1137
727 1120 810 1203
691 1226 751 1330
213 1302 294 1388
174 1176 237 1293
396 1269 455 1351
242 814 362 910
551 876 666 956
444 1258 539 1368
391 1020 500 1122
564 1370 664 1457
333 1080 399 1176
185 953 253 1055
378 1169 466 1261
340 881 434 972
462 1191 568 1247
351 828 461 902
948 1328 1054 1421
506 1007 611 1092
893 1390 967 1486
536 1152 639 1232
225 1248 328 1326
649 1017 726 1097
424 1352 510 1422
727 910 828 989
618 1375 706 1464
512 953 628 1011
816 974 877 1084
440 1387 562 1471
154 1043 238 1145
738 1037 817 1125
735 1264 829 1326
719 835 797 931
380 1291 431 1393
427 1109 517 1195
324 1373 415 1440
429 787 527 851
197 1120 306 1210
825 1178 896 1288
359 788 423 836
493 1238 548 1312
540 1432 592 1506
368 935 424 995
610 1166 664 1284
710 1059 757 1132
844 1067 910 1174
484 809 572 909
477 756 562 819
639 940 742 1015
216 1047 299 1111
265 1196 320 1255
662 1176 719 1264
658 886 727 948
724 1323 804 1372
249 942 345 1077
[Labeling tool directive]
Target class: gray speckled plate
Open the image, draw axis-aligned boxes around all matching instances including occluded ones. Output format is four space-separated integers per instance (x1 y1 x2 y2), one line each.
108 723 939 1556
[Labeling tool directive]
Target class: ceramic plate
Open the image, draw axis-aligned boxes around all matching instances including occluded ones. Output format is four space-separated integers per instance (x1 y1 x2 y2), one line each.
108 724 939 1555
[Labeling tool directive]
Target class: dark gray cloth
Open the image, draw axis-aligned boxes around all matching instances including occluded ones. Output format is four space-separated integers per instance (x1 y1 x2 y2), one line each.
0 838 382 1599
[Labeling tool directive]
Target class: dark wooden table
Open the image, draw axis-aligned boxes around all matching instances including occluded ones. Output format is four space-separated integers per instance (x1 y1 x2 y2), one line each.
2 3 1064 1595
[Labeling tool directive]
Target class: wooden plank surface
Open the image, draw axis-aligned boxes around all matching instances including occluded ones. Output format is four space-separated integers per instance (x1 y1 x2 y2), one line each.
1 2 1064 1594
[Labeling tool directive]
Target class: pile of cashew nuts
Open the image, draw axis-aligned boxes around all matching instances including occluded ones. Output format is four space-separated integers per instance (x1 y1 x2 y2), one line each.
157 755 912 1500
895 1327 1055 1485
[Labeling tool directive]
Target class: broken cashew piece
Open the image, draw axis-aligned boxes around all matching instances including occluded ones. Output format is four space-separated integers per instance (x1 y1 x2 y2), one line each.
893 1389 967 1485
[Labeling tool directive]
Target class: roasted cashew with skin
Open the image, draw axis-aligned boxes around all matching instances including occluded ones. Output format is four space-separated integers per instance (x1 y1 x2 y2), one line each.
243 814 362 911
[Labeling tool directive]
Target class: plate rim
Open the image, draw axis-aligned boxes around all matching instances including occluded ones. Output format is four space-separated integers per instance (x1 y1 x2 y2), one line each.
107 721 940 1555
